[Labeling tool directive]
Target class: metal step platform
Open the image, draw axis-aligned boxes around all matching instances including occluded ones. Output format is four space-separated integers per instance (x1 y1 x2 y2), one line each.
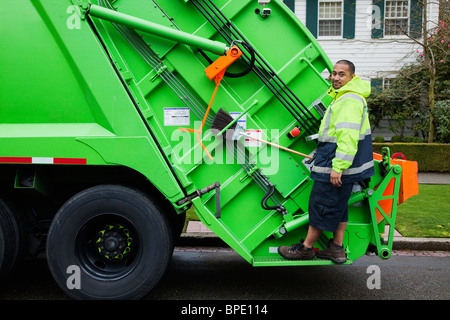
252 255 352 267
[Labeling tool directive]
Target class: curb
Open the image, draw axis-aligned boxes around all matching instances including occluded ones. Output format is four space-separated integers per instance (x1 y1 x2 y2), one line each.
391 237 450 251
178 233 228 247
178 233 450 252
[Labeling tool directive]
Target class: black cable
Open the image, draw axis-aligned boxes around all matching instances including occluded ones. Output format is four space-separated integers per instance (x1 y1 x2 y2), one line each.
228 140 284 212
193 0 321 135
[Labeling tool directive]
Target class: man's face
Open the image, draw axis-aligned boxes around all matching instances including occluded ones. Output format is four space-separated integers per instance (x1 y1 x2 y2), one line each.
331 63 354 89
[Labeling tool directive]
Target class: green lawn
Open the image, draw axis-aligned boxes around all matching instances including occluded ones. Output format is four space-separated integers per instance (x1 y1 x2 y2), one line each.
395 184 450 238
184 185 450 238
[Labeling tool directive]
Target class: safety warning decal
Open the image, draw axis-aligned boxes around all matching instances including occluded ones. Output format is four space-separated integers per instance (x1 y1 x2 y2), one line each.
164 107 190 126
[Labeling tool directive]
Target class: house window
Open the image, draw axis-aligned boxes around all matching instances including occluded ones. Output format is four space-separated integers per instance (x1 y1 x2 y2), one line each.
371 78 395 91
384 0 410 35
306 0 356 39
383 78 394 89
318 1 343 37
372 0 423 39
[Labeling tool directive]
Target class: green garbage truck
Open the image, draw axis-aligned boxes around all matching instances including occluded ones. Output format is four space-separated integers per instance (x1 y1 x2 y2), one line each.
0 0 418 299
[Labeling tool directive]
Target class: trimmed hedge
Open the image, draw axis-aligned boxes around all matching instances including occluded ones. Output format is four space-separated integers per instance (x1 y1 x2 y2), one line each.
373 143 450 172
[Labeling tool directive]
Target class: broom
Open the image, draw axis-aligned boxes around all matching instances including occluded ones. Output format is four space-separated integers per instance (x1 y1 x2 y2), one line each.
212 109 313 159
211 108 244 141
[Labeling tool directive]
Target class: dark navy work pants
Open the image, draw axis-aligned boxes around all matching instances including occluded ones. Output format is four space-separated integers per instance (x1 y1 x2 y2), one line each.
308 180 353 232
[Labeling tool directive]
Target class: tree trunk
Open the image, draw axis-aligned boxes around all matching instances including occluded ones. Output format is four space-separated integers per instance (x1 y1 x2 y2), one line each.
428 72 435 143
422 0 436 142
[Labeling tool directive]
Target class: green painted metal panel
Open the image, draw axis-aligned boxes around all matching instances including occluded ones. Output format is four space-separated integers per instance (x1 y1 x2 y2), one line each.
0 0 186 202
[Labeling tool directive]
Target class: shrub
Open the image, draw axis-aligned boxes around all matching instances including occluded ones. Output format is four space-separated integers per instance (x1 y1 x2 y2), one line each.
373 143 450 172
403 136 428 143
390 135 404 143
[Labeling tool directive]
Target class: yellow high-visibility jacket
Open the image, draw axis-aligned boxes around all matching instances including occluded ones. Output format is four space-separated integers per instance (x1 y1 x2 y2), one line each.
311 76 374 183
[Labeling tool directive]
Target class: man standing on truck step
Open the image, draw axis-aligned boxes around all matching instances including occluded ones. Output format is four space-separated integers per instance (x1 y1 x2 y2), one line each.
278 60 374 263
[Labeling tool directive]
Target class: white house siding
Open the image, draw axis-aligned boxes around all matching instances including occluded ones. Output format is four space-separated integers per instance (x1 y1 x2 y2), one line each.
292 0 440 80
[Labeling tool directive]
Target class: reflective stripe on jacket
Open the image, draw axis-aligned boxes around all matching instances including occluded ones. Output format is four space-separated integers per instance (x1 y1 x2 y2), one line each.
311 76 374 183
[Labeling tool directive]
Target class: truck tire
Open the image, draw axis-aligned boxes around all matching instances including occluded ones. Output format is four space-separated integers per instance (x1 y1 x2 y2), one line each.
0 197 22 281
46 184 173 300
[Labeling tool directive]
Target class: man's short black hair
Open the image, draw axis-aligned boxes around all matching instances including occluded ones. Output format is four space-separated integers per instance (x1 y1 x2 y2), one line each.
336 60 355 75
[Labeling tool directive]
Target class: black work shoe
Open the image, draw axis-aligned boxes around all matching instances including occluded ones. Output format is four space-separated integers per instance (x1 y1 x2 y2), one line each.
316 241 347 264
278 241 315 260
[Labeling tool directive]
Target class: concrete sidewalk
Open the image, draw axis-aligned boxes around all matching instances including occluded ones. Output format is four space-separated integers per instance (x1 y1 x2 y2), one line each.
418 172 450 184
179 172 450 251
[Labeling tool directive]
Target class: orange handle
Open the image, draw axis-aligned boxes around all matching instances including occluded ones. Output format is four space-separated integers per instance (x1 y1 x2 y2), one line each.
179 46 243 161
178 70 225 161
242 133 313 159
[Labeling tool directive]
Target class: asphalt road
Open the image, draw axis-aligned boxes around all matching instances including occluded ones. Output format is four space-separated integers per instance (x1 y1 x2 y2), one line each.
148 248 450 300
0 247 448 301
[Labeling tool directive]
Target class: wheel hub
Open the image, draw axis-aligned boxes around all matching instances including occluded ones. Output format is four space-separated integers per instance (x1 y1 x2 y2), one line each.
96 224 132 260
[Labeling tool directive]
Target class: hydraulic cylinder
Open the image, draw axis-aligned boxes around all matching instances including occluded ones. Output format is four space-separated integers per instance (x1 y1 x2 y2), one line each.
87 4 228 55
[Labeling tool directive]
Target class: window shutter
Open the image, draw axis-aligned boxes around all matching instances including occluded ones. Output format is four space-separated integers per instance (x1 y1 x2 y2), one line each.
371 0 384 38
343 0 356 39
409 0 423 38
306 0 318 38
371 78 383 92
283 0 295 13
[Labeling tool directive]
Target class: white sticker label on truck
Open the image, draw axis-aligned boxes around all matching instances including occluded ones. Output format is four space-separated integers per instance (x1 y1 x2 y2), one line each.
164 107 190 126
229 112 247 130
244 129 262 147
